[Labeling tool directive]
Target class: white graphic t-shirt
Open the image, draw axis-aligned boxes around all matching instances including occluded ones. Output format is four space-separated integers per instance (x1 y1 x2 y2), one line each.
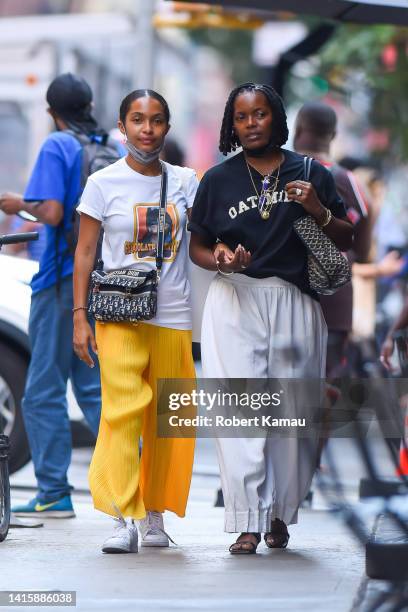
77 157 199 330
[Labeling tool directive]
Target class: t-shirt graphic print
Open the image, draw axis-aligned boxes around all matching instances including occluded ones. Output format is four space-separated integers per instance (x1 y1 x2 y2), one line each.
124 203 180 262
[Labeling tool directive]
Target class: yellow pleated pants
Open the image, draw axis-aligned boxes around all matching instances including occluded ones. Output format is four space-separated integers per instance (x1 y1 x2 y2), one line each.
89 321 196 519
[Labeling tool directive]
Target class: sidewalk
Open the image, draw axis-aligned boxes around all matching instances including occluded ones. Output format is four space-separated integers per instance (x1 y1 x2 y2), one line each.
4 438 393 612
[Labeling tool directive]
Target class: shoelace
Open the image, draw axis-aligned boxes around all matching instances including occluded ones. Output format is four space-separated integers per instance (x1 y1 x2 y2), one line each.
112 503 132 531
146 511 177 545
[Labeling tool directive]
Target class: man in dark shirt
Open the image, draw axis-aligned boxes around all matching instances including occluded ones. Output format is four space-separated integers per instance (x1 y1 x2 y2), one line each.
294 102 371 376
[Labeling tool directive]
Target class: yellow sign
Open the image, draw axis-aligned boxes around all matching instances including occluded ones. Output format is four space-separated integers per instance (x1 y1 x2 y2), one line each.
154 2 265 30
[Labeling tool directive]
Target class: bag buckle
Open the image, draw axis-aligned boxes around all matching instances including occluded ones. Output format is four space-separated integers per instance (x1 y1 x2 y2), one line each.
125 287 132 299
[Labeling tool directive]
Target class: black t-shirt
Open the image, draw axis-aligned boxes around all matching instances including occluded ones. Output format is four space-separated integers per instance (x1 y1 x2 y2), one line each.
189 149 347 299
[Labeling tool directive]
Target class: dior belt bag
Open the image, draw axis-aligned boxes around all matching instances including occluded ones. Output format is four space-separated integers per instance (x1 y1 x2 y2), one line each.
87 163 168 323
293 156 351 296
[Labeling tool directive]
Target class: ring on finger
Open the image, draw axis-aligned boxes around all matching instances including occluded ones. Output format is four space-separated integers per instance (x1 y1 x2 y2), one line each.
295 187 303 197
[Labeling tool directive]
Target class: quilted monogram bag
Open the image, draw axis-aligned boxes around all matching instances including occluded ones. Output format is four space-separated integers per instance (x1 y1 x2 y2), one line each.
87 163 168 322
293 157 351 295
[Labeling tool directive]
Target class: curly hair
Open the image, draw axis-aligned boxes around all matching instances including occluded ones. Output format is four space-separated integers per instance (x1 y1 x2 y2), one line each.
219 83 288 156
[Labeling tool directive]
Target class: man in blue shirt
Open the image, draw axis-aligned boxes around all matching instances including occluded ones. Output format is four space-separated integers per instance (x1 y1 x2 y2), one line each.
0 74 105 517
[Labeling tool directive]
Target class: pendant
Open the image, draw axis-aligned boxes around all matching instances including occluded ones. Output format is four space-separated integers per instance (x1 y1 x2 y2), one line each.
260 210 270 220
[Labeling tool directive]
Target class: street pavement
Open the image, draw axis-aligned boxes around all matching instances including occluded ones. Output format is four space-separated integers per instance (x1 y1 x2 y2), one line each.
2 438 395 612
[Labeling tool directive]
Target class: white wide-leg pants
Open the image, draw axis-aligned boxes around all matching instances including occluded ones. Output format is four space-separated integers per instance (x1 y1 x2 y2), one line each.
201 274 327 533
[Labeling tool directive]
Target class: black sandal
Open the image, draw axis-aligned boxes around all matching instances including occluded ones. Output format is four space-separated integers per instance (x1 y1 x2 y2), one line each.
264 519 289 549
229 532 261 555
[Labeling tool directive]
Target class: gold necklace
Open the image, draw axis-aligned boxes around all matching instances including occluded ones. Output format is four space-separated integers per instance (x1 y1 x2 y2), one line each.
245 160 281 220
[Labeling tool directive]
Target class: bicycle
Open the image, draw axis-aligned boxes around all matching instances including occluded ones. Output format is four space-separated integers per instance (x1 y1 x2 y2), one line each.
0 230 38 542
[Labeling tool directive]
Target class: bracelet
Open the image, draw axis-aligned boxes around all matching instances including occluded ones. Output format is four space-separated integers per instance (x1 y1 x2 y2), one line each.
318 207 332 228
72 306 87 313
216 262 233 276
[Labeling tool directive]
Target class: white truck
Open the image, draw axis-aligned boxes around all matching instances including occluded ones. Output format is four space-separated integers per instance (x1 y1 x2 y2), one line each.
0 11 194 195
0 253 38 473
0 252 93 473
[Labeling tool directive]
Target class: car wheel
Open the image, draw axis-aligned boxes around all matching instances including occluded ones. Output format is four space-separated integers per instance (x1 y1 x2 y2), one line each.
0 342 30 474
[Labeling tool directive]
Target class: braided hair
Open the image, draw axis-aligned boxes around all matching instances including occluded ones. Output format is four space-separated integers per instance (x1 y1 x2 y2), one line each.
219 83 289 156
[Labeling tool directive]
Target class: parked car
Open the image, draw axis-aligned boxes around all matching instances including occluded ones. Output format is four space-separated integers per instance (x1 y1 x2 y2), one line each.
0 253 95 474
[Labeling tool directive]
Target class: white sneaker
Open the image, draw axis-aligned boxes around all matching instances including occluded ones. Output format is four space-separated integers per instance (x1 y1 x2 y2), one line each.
102 513 138 554
139 511 175 547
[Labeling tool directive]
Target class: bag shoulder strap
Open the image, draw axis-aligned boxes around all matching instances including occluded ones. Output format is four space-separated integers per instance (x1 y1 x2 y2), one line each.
54 130 89 292
156 162 168 277
303 156 313 182
63 128 90 146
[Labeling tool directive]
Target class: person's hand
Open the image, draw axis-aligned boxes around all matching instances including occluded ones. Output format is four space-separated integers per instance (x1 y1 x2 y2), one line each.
213 242 234 263
216 244 251 273
377 250 404 277
285 180 323 218
380 335 395 370
73 315 98 368
0 192 24 215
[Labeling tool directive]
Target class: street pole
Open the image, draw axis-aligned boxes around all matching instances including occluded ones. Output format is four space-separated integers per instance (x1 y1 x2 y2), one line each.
134 0 156 89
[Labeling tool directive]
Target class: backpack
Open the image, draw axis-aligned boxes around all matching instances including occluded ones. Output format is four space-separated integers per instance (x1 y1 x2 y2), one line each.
63 130 122 257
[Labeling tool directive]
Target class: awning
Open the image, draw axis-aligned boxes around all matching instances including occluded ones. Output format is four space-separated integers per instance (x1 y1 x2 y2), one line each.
172 1 408 26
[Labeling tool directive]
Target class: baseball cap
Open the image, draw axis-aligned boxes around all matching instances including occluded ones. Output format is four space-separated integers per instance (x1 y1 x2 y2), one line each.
46 73 93 115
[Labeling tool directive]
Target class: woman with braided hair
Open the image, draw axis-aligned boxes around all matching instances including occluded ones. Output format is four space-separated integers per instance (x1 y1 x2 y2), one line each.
189 83 353 554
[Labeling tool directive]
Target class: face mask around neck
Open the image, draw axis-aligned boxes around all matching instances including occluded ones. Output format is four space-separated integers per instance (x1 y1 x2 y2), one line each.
124 135 164 165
